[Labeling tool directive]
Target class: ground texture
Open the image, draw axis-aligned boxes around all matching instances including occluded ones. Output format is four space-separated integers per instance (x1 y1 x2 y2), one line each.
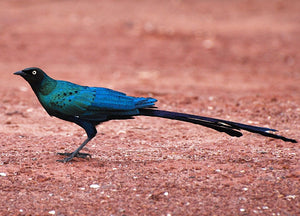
0 0 299 215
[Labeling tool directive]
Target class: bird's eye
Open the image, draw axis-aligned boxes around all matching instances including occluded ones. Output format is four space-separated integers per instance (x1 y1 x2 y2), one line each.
32 70 37 75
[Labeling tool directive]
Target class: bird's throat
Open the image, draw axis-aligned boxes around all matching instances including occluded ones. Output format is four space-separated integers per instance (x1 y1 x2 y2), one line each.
33 76 57 96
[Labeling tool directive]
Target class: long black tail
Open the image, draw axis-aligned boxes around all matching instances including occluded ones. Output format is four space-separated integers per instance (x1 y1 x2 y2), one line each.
139 109 297 143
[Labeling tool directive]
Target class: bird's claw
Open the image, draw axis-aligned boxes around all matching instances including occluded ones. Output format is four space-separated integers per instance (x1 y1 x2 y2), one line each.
57 152 92 158
57 152 92 162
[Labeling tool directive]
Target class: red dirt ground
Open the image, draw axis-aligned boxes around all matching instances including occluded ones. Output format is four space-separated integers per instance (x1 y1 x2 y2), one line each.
0 0 299 215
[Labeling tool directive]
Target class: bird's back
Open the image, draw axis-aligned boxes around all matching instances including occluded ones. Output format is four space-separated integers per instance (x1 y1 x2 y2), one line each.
38 80 157 121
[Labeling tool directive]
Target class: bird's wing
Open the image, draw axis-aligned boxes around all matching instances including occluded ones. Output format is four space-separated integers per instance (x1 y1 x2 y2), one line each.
48 82 94 116
48 82 156 118
88 87 157 111
78 87 157 120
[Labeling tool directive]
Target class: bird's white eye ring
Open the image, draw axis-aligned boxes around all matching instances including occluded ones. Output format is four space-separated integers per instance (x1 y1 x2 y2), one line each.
32 70 37 75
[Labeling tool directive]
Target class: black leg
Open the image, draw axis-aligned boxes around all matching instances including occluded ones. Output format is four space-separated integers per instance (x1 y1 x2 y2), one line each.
55 116 98 163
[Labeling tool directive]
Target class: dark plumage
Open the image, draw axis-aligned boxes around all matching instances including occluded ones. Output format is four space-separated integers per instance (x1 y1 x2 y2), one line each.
14 67 297 162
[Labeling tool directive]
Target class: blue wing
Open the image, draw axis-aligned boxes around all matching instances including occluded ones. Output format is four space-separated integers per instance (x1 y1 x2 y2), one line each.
88 87 156 110
47 81 157 121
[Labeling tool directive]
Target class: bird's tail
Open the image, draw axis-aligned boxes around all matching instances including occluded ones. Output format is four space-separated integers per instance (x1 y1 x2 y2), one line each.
139 108 297 143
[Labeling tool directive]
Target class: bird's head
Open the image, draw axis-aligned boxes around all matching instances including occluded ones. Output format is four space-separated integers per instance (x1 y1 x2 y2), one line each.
14 67 46 86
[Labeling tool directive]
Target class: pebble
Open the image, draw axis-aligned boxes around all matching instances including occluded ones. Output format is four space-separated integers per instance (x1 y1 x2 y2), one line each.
19 86 28 92
90 184 100 189
48 210 55 215
285 195 296 200
202 39 214 49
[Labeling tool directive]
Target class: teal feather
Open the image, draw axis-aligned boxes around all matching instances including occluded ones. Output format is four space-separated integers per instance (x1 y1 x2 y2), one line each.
38 81 157 120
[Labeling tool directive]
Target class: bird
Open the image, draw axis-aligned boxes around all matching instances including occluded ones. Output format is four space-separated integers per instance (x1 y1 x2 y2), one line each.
14 67 297 162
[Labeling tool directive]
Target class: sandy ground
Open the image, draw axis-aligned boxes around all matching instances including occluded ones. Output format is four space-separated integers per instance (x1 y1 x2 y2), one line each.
0 0 299 215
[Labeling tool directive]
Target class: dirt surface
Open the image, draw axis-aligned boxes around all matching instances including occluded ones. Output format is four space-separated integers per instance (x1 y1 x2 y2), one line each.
0 0 299 215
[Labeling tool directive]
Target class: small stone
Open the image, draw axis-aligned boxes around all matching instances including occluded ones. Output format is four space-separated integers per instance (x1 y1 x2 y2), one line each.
20 86 28 92
90 184 100 189
202 39 214 49
48 210 55 215
285 195 296 200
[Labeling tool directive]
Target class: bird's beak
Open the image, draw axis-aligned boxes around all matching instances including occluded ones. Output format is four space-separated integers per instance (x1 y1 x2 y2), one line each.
14 71 26 76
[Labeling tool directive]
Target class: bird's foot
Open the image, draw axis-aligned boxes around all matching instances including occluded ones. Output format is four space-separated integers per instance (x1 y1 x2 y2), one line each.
57 152 92 163
57 152 92 158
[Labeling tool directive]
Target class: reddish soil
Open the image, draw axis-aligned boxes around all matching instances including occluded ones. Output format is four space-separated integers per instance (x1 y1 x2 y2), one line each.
0 0 299 215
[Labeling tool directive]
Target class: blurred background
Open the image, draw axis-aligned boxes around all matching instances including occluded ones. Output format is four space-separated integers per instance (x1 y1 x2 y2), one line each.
1 0 299 94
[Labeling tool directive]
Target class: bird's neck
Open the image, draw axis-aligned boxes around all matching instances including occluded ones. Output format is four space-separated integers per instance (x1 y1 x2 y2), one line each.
31 75 57 96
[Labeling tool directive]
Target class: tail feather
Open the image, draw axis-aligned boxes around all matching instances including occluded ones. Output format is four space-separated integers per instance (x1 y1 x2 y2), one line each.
139 109 297 143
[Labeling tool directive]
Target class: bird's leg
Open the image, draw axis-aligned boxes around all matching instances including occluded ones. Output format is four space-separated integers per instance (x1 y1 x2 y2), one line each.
56 117 98 163
57 137 93 162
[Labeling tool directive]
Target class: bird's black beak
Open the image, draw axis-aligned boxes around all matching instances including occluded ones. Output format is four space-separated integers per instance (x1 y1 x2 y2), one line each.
14 71 26 76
